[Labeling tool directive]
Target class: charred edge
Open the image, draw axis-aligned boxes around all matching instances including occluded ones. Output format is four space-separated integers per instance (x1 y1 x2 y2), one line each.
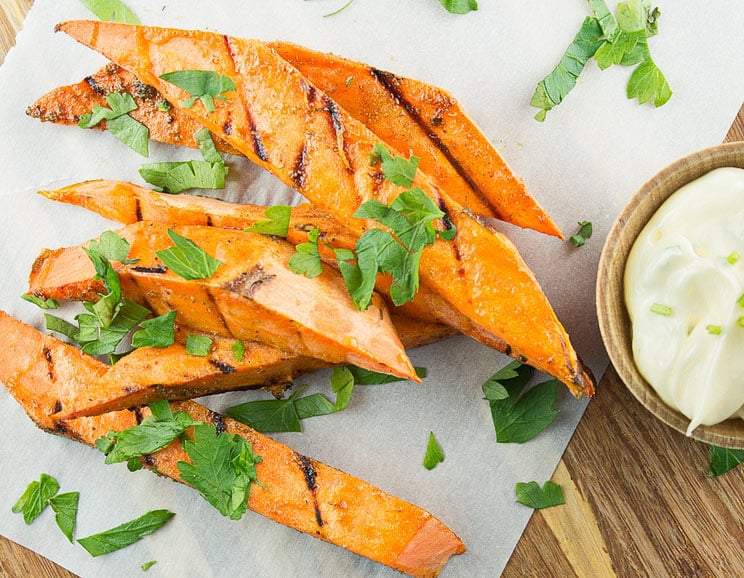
84 74 107 97
437 197 456 234
52 400 63 415
133 406 144 425
370 68 491 209
132 80 158 102
208 359 236 375
223 35 269 163
223 121 233 136
321 95 353 174
301 78 317 105
135 198 143 222
42 347 55 381
290 142 308 189
204 288 231 332
503 344 512 358
208 410 227 435
223 265 276 299
54 421 68 434
131 265 167 274
206 215 214 227
296 453 324 528
143 454 155 467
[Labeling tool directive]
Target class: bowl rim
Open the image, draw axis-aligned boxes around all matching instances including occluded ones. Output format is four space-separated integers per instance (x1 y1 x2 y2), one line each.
596 141 744 450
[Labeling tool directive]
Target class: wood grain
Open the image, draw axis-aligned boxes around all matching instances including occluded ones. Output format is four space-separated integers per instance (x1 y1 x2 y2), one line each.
1 3 743 578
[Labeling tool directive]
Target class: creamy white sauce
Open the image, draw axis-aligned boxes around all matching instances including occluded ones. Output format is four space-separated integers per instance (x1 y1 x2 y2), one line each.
624 167 744 434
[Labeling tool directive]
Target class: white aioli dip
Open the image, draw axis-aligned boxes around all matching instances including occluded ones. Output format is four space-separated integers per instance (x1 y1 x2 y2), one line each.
624 167 744 435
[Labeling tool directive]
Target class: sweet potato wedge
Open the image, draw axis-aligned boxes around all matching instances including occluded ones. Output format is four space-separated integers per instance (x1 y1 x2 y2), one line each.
29 58 560 237
56 21 594 396
0 309 465 576
28 221 418 382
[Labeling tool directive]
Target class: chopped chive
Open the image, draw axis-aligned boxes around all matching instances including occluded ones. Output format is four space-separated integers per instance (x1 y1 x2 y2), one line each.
650 303 673 316
706 324 722 335
727 252 741 265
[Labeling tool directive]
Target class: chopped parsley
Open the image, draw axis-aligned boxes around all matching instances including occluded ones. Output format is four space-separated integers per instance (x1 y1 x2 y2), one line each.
438 0 478 14
423 432 445 470
186 333 213 356
21 293 59 309
231 340 246 361
650 302 673 316
707 445 744 477
130 310 177 349
77 510 175 557
159 70 237 113
288 227 324 278
244 205 291 237
12 474 79 542
515 480 565 510
79 92 149 156
155 229 222 281
569 221 593 247
78 0 140 23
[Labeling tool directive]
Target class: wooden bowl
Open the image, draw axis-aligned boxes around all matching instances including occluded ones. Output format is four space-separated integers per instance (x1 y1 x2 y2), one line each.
597 142 744 449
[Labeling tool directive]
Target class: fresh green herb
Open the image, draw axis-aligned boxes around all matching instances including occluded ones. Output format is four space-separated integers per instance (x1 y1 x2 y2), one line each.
156 229 222 280
708 445 744 477
370 143 420 188
77 510 175 557
231 340 245 361
12 474 60 525
74 300 151 356
49 492 80 543
79 92 149 156
532 0 670 120
156 99 171 112
244 205 291 237
21 293 59 309
738 316 744 328
347 364 427 384
650 302 673 316
289 227 324 278
159 70 237 113
177 424 262 520
423 431 445 470
96 400 200 465
141 560 157 571
569 221 593 247
727 252 740 265
186 334 213 356
44 314 81 341
140 129 227 193
482 361 559 443
706 324 722 336
131 310 177 349
345 76 354 87
438 0 478 14
739 294 744 308
323 0 355 17
78 0 140 23
530 17 604 122
515 480 565 510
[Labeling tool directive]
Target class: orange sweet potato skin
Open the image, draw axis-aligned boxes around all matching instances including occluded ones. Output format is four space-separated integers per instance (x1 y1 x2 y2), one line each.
0 309 464 576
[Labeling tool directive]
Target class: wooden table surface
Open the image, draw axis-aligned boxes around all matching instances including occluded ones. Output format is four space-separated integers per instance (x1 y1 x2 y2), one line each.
1 2 743 576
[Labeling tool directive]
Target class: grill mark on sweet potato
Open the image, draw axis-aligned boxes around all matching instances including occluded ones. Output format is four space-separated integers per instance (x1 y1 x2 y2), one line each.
84 74 107 96
131 265 167 274
301 77 317 105
223 121 233 136
290 141 308 189
43 347 55 381
222 265 276 299
204 287 231 332
370 67 493 213
208 359 236 375
206 215 214 226
134 198 143 221
320 94 353 173
52 400 63 415
296 453 324 529
133 406 144 424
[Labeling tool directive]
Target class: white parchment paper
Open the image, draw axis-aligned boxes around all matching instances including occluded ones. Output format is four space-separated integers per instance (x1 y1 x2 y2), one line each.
0 1 742 576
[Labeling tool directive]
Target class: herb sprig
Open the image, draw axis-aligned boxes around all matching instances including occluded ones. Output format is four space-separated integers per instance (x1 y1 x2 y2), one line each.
159 70 237 113
79 92 149 156
515 480 565 510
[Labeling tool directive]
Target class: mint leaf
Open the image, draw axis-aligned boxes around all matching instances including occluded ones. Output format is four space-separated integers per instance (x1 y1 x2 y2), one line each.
423 432 445 470
159 70 237 113
177 424 262 520
49 492 79 543
78 510 175 557
515 480 565 509
156 229 222 280
289 227 324 278
186 333 213 356
78 0 140 23
530 17 604 121
79 92 149 156
438 0 478 14
569 220 593 247
22 293 59 309
12 474 60 525
244 205 291 237
483 362 560 443
708 445 744 477
131 310 177 349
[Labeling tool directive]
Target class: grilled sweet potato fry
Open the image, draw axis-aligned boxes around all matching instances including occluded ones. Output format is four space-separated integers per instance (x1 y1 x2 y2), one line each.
0 309 465 576
29 57 560 237
57 21 593 396
29 221 418 382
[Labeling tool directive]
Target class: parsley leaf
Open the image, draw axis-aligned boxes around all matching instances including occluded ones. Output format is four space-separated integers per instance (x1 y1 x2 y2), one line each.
288 227 324 278
131 310 177 349
159 70 237 113
347 365 427 384
12 473 60 525
77 510 175 557
244 205 291 237
627 57 671 107
49 492 79 543
708 445 744 477
482 361 560 443
79 92 149 156
78 0 140 23
76 300 152 356
177 424 262 520
231 340 245 361
156 229 222 280
140 129 228 193
141 561 157 571
370 143 419 187
423 431 445 470
96 400 200 465
186 334 213 356
438 0 478 14
515 480 565 510
570 221 593 247
21 293 59 309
